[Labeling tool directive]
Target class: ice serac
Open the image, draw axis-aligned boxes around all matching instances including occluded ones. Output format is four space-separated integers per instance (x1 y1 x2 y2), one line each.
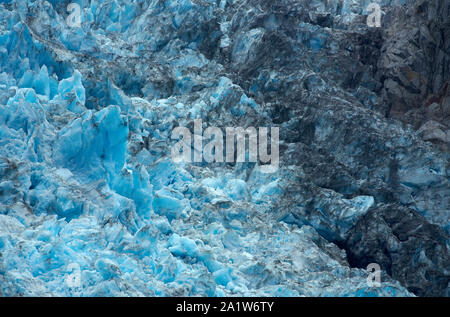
0 0 448 297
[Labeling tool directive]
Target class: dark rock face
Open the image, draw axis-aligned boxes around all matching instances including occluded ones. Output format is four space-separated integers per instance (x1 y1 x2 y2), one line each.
214 0 450 296
379 0 450 114
216 0 449 228
377 0 450 151
345 204 450 297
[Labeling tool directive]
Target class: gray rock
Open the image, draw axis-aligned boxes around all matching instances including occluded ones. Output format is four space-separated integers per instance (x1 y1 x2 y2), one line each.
345 204 450 297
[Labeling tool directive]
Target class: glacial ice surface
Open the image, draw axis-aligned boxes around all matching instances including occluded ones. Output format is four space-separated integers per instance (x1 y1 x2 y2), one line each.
0 0 447 296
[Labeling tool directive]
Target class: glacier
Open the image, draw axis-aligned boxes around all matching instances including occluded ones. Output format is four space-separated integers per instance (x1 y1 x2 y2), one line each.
0 0 448 297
